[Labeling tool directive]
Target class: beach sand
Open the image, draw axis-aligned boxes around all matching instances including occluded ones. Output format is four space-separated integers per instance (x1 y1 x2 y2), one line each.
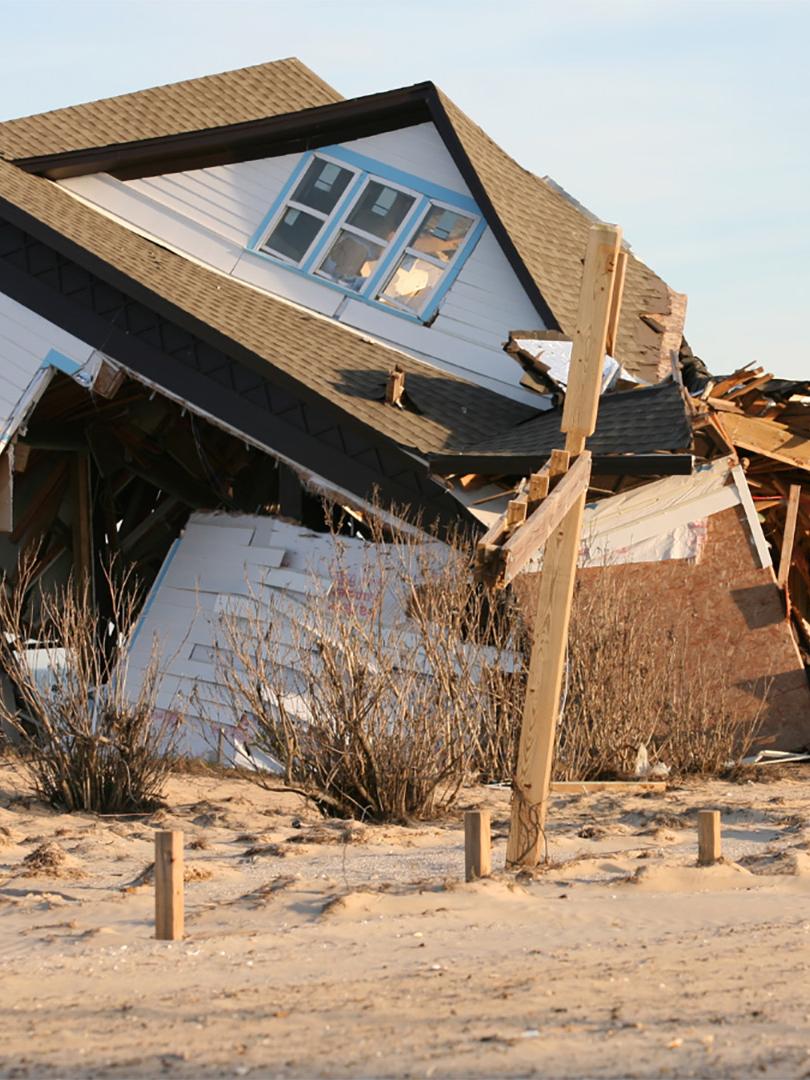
2 760 810 1078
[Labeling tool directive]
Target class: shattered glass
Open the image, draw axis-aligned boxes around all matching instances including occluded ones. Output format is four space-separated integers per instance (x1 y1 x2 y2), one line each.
317 230 384 291
378 254 444 312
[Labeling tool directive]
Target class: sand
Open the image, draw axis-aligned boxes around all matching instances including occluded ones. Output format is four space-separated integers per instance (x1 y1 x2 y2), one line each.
2 760 810 1079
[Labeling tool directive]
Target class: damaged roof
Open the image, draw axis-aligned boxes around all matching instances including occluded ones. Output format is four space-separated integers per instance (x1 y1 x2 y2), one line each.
1 60 686 384
0 157 534 458
429 381 694 474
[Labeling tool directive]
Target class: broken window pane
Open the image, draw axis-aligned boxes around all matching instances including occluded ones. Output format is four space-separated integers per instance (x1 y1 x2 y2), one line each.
292 159 354 215
410 206 475 263
345 181 415 241
263 207 323 263
378 254 444 311
318 230 384 291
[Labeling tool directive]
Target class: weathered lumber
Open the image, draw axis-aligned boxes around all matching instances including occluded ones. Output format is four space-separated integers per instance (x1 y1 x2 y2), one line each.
697 810 722 866
464 810 492 882
500 452 592 586
154 830 184 940
506 223 622 868
778 484 801 591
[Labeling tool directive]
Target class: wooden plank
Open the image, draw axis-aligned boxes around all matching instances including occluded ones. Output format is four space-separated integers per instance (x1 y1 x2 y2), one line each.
561 224 622 453
506 223 621 868
708 365 763 399
506 492 588 866
500 452 592 586
697 810 721 866
464 810 492 882
551 781 667 794
605 249 627 358
717 412 810 471
154 830 184 940
777 483 801 590
70 454 93 586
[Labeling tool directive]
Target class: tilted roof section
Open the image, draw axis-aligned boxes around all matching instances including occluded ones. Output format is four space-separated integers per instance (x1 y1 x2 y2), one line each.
433 92 685 384
0 60 686 384
0 58 342 160
428 381 694 474
0 159 534 457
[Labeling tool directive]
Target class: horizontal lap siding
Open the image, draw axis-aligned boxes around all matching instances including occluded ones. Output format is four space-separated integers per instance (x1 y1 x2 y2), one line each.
0 291 96 435
57 124 546 404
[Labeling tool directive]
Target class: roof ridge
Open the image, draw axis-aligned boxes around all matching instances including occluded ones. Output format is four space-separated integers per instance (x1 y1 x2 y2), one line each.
0 58 341 129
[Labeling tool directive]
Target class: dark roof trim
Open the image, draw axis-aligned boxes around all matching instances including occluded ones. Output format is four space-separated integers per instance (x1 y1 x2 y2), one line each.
13 84 433 181
13 82 560 331
429 452 695 478
0 190 438 463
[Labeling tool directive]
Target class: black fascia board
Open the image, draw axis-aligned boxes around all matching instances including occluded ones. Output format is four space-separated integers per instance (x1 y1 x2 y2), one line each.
14 82 560 331
0 196 462 528
429 453 695 477
13 85 438 181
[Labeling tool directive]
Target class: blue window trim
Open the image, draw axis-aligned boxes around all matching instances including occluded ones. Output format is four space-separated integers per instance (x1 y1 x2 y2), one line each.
43 348 82 376
246 146 485 325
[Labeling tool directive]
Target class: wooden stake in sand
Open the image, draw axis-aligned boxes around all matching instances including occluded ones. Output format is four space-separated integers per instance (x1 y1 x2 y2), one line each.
154 830 184 940
697 810 722 865
464 810 492 882
505 223 623 868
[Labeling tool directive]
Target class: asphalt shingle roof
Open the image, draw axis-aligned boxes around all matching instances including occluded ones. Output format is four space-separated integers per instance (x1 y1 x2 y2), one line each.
431 381 693 466
0 59 341 160
0 158 534 457
0 61 685 385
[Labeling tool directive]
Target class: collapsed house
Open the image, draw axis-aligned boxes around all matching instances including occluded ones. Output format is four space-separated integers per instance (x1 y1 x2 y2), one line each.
0 58 807 750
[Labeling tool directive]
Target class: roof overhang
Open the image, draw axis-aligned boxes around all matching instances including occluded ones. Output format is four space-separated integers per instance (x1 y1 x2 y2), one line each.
12 82 559 331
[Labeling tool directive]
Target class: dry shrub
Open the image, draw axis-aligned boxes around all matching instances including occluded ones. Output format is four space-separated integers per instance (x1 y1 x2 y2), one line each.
211 511 525 821
553 566 766 780
0 555 176 813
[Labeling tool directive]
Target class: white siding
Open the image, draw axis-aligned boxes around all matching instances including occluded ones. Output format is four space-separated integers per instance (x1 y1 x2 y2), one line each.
0 291 97 439
57 123 547 406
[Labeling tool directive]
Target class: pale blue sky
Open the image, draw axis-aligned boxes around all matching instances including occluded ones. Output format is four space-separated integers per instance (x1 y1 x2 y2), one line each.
1 0 807 379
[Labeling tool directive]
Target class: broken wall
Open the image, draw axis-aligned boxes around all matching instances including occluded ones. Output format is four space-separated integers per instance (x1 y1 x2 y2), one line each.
518 505 810 750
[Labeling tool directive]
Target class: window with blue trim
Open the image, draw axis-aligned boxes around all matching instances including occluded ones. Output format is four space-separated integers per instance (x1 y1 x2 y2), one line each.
250 150 483 322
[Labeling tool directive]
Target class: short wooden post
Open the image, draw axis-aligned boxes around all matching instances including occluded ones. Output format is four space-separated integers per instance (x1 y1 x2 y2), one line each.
697 810 722 865
464 810 491 882
155 830 184 940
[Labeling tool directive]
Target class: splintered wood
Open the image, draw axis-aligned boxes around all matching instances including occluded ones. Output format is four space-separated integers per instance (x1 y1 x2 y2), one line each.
476 223 623 869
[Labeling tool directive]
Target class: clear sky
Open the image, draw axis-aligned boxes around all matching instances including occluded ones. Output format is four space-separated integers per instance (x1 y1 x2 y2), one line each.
1 0 808 379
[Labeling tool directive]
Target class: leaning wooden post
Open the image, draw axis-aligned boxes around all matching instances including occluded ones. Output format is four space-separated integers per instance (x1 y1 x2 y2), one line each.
506 223 623 868
464 810 492 882
155 830 184 940
697 810 722 866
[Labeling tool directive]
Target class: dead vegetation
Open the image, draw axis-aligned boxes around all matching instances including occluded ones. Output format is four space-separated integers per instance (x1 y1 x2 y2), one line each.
0 555 177 813
209 511 524 822
555 568 766 780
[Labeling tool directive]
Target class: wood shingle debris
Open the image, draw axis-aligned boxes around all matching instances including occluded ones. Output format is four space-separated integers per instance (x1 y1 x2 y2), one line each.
690 363 810 648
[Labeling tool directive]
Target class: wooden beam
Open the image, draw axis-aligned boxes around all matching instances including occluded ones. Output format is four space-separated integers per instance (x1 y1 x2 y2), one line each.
500 452 592 586
605 249 627 358
778 483 801 592
506 222 622 868
70 453 93 586
551 781 667 794
561 224 623 454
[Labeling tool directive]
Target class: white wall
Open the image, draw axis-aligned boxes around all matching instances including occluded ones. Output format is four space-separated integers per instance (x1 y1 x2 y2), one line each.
59 123 547 405
0 290 98 440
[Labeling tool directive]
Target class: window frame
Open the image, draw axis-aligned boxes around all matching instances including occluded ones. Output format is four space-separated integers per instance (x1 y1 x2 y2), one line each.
247 147 485 324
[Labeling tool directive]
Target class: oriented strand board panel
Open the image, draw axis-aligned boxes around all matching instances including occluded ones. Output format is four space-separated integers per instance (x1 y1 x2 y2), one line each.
516 505 810 750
